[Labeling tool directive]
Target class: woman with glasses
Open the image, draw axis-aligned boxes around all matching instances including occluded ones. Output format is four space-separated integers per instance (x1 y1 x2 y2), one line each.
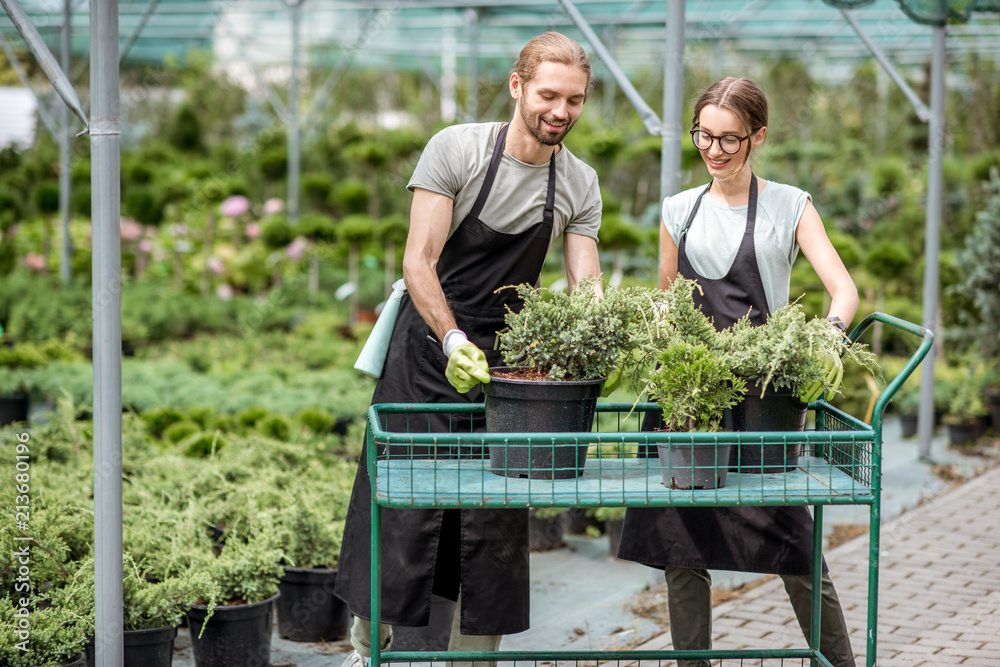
617 77 859 667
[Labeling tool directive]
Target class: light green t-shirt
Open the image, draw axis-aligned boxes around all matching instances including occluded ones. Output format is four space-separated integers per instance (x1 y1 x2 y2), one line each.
407 122 602 243
661 180 811 315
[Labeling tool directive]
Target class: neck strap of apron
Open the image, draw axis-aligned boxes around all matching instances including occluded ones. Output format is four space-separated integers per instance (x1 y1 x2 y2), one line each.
681 174 758 239
468 123 557 225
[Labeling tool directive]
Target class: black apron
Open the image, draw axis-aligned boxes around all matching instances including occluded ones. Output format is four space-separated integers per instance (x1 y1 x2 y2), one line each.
617 176 823 576
335 124 557 633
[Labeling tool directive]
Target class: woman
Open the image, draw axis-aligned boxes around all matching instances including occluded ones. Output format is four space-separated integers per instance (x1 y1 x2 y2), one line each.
617 77 859 667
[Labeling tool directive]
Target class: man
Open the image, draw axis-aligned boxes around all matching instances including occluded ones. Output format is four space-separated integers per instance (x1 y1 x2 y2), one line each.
336 31 603 666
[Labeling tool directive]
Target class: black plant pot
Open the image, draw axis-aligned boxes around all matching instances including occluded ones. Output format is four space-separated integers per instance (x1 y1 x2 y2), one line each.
276 566 350 642
900 413 919 438
124 625 177 667
528 511 567 551
61 653 86 667
0 392 29 426
658 443 732 489
564 507 604 535
483 367 602 479
391 594 455 651
186 593 278 667
725 380 806 473
947 417 981 446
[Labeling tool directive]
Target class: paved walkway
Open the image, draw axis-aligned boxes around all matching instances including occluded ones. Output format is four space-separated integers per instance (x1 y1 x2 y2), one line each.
630 461 1000 666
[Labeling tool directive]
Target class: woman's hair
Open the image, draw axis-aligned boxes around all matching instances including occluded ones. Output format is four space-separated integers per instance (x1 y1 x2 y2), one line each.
513 32 593 96
692 76 769 147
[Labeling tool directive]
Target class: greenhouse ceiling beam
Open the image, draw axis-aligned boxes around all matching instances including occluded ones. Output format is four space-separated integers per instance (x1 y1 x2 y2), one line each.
118 0 161 63
557 0 662 135
840 8 931 122
90 0 125 661
59 0 71 285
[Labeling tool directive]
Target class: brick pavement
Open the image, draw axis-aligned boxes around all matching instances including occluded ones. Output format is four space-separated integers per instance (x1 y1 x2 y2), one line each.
629 465 1000 666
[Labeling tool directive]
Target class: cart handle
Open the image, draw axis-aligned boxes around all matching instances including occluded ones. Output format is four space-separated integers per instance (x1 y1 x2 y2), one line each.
847 312 933 424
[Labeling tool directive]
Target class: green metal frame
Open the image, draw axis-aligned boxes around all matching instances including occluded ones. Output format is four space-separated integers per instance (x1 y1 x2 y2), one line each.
367 312 933 667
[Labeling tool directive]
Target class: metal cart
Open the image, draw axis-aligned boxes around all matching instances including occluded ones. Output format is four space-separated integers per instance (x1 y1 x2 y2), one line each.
365 313 933 667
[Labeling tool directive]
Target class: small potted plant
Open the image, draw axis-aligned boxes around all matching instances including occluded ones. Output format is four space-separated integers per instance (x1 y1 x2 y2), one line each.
486 278 652 479
983 362 1000 433
0 595 89 667
892 384 922 438
185 521 284 667
718 300 880 472
528 508 569 551
272 489 351 642
943 373 990 446
646 339 746 489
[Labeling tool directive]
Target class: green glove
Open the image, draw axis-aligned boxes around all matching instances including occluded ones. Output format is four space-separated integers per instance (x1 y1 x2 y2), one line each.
799 349 844 403
443 330 491 393
601 357 625 398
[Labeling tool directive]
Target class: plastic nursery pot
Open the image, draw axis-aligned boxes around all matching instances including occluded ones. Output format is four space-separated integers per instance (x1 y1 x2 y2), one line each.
0 392 29 426
483 367 602 480
276 566 350 642
123 625 178 667
186 593 278 667
60 653 86 667
725 379 806 473
657 443 732 490
528 510 567 552
947 417 981 447
987 389 1000 433
900 413 919 439
390 594 456 651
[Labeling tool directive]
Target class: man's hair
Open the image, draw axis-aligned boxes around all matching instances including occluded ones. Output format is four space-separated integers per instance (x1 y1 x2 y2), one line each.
513 32 593 95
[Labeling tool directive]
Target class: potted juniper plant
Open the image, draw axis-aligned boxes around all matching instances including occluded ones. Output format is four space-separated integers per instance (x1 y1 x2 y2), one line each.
943 368 990 446
185 522 284 667
486 277 651 479
717 300 880 472
646 338 746 489
272 489 351 642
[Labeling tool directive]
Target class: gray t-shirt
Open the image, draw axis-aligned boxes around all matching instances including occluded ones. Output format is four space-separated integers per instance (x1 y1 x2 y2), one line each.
407 122 601 243
661 180 810 314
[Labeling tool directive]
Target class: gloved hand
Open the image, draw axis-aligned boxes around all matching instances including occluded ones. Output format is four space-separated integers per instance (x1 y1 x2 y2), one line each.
799 349 844 403
443 330 491 394
601 358 625 398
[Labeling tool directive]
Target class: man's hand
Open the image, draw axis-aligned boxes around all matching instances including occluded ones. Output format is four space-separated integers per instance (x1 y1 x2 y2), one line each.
443 330 490 393
799 349 844 404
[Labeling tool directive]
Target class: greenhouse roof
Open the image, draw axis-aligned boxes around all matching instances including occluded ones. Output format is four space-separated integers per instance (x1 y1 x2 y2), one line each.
3 0 1000 79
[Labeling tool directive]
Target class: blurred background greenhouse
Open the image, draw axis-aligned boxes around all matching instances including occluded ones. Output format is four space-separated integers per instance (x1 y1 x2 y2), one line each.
2 1 1000 664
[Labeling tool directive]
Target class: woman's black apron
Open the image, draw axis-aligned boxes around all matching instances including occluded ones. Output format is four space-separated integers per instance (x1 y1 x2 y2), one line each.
617 175 823 576
335 124 556 634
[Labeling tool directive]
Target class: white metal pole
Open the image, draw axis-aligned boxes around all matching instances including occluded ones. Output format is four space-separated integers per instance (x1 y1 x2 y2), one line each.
90 0 123 664
288 0 302 223
662 0 685 201
59 0 71 285
917 5 947 463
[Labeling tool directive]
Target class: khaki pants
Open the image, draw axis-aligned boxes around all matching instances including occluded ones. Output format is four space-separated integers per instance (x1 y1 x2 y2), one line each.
350 592 502 667
664 567 856 667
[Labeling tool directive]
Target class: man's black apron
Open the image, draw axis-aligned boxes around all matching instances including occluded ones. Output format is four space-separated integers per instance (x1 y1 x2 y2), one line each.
335 124 556 633
617 175 822 575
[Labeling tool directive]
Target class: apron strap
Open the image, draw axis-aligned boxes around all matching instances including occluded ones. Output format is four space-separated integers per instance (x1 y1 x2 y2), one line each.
468 124 509 221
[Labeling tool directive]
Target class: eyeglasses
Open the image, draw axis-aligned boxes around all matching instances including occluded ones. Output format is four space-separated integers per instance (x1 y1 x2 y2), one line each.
690 129 750 155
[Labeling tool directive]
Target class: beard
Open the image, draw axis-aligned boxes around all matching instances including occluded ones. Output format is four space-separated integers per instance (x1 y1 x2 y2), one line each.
519 103 574 146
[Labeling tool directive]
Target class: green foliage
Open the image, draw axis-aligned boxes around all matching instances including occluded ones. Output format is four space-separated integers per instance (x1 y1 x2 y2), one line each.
296 407 335 434
164 420 200 443
259 414 293 441
169 102 205 153
647 340 745 432
298 213 337 243
338 214 374 244
273 489 346 569
32 183 60 216
259 147 288 182
953 168 1000 356
261 217 294 249
334 179 369 214
192 520 284 607
498 278 652 381
0 595 88 667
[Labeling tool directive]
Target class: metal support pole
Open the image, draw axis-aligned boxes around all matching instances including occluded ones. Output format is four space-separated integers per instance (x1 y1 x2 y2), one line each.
918 8 947 463
662 0 685 201
59 0 72 285
558 0 662 135
288 0 302 223
464 8 478 123
90 0 123 664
